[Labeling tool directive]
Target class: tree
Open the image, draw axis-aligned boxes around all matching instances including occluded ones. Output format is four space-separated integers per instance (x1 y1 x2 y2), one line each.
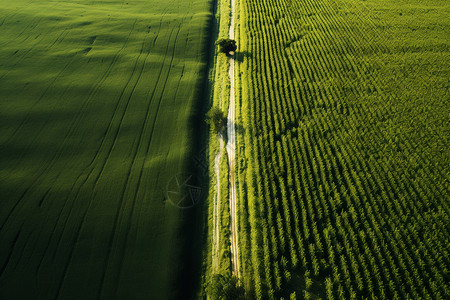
206 107 227 135
216 38 237 55
209 274 245 300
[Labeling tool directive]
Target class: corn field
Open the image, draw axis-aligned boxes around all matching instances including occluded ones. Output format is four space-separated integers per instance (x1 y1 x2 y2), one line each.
234 0 449 298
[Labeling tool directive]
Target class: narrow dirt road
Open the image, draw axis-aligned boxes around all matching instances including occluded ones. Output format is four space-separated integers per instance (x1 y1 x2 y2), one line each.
212 0 239 277
212 137 223 271
226 0 240 278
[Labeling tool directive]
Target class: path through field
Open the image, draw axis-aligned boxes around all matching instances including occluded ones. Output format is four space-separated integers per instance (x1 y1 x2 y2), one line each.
226 0 240 278
212 137 223 271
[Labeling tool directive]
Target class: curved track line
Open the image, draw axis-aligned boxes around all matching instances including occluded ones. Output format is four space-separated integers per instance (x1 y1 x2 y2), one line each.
212 137 223 272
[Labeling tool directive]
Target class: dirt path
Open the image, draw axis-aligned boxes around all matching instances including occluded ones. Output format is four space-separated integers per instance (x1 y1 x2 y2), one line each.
226 0 240 278
212 0 239 277
212 137 223 271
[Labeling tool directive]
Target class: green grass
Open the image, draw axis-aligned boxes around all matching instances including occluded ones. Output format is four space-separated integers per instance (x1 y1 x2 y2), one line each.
202 0 234 297
235 0 449 298
0 0 212 299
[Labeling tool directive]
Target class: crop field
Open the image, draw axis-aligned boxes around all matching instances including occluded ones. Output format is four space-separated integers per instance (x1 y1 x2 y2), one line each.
0 0 212 299
233 0 449 298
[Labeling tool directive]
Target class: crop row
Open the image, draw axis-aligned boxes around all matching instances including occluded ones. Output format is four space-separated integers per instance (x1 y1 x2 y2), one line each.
235 0 449 299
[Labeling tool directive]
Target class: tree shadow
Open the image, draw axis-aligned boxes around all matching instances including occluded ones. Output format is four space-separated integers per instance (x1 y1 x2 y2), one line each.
232 51 252 63
233 122 245 134
222 121 245 142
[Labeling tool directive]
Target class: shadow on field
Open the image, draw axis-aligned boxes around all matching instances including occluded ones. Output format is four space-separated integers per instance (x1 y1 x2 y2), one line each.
219 121 245 143
228 121 245 135
172 0 217 298
233 51 252 63
233 122 245 134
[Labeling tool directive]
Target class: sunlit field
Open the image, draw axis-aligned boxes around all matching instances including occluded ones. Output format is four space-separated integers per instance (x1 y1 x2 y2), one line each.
233 0 449 298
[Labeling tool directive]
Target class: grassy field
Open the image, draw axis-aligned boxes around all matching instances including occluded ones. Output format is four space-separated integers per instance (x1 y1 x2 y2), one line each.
234 0 449 298
0 0 212 299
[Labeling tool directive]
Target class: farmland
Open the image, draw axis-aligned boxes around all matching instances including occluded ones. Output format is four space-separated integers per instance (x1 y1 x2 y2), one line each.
212 0 449 298
0 0 213 299
1 0 449 298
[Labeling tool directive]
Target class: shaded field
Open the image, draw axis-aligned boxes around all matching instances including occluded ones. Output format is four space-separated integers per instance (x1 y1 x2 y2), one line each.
0 0 212 299
235 0 449 298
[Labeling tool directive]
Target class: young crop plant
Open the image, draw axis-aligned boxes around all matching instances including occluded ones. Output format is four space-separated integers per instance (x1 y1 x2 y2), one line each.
234 0 450 298
208 274 245 299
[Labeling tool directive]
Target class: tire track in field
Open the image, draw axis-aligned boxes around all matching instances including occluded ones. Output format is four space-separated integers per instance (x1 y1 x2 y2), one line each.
3 8 53 48
7 16 41 43
97 22 178 298
45 21 142 257
53 205 90 300
82 17 165 186
0 0 34 27
0 18 137 232
0 228 21 278
121 7 180 208
9 229 33 271
0 81 72 194
0 37 42 81
34 178 79 275
103 24 185 298
2 54 73 145
53 13 179 297
0 26 69 81
140 25 181 153
50 22 151 287
88 3 177 185
26 19 139 274
0 59 76 231
91 37 151 186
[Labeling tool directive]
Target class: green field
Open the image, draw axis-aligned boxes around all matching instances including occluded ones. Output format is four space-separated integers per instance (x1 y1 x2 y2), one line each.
0 0 212 298
229 0 449 298
2 0 449 298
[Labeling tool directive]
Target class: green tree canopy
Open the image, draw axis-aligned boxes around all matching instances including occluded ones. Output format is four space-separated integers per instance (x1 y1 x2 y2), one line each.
208 274 245 300
216 38 237 55
206 107 227 135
